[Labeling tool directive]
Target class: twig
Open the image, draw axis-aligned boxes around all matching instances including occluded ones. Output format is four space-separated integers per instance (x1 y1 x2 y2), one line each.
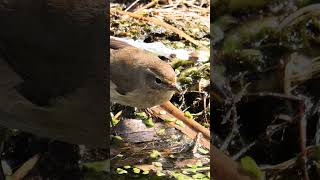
160 101 210 139
11 154 40 180
298 102 310 180
278 4 320 30
245 92 304 102
232 141 256 160
113 110 122 120
182 1 208 11
220 106 239 151
135 0 158 13
260 157 297 171
149 101 210 149
260 146 316 171
125 0 140 12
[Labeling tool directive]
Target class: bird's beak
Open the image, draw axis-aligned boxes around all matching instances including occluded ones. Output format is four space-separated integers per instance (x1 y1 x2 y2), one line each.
167 83 181 93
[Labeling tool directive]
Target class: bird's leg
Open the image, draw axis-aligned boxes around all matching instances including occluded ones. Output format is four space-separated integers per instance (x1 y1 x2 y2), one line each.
145 108 154 117
192 132 205 157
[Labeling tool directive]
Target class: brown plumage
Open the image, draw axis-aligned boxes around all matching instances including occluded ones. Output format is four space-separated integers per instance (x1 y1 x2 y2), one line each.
110 38 178 108
0 0 107 148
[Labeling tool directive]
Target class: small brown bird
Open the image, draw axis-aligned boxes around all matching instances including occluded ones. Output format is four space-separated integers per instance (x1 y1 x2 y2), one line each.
110 38 179 108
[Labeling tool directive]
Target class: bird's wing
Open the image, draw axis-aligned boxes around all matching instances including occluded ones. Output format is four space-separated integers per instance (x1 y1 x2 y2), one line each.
110 38 135 50
110 46 143 95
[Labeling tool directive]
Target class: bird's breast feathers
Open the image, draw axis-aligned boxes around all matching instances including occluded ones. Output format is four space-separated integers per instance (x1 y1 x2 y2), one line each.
110 80 174 108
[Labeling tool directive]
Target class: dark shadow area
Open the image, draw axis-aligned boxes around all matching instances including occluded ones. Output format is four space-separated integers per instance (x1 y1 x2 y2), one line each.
0 1 109 179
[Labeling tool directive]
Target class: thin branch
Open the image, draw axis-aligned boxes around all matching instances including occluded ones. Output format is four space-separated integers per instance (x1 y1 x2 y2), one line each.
298 102 310 180
125 0 140 11
232 141 256 160
135 0 158 13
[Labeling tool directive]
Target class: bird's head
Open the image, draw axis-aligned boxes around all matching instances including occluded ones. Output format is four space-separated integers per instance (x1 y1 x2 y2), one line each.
143 60 179 92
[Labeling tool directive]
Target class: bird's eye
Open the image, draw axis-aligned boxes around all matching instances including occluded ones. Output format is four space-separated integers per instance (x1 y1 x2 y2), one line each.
155 78 162 84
